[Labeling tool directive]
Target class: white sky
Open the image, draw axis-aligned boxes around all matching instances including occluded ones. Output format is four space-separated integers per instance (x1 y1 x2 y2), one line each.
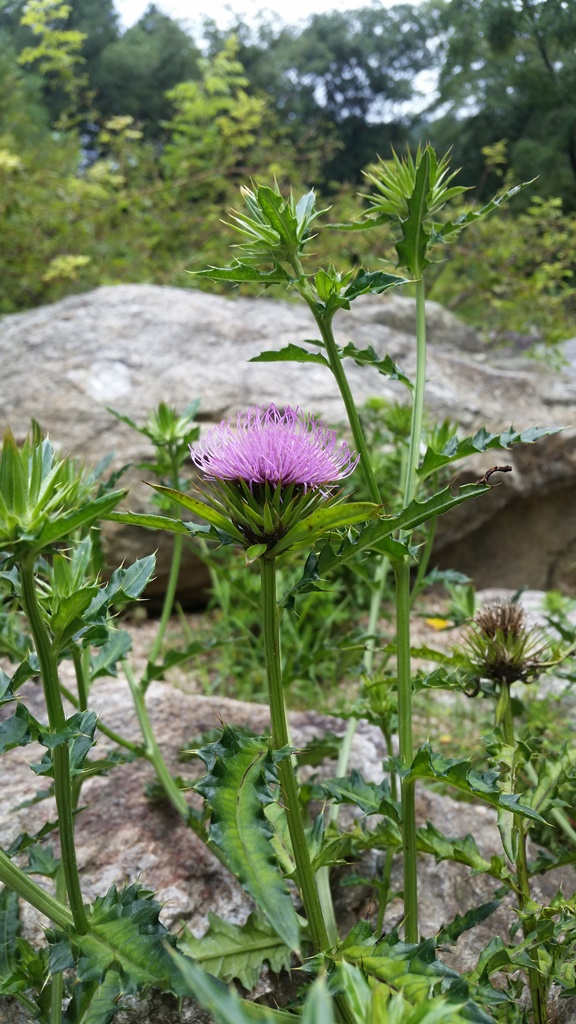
115 0 405 32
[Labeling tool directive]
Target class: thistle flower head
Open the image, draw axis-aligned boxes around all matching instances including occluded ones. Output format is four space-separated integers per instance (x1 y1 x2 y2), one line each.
189 404 361 554
190 404 358 491
463 600 552 687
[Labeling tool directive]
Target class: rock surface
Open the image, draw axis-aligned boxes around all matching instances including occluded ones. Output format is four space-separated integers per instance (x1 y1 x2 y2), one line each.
1 284 576 598
1 641 575 1024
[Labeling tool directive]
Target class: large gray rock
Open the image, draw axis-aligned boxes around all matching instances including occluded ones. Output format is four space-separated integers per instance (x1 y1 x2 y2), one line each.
1 284 576 597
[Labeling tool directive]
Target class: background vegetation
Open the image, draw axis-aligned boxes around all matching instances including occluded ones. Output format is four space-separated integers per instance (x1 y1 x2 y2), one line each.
0 0 575 351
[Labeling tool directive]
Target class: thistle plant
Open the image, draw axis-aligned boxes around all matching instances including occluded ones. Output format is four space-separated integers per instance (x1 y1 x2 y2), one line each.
2 149 576 1024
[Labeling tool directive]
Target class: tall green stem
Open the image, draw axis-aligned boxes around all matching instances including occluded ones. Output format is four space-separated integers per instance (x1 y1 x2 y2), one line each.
123 661 191 821
394 275 428 943
260 557 329 954
148 532 183 668
19 558 88 935
148 454 185 669
0 848 73 931
499 687 547 1024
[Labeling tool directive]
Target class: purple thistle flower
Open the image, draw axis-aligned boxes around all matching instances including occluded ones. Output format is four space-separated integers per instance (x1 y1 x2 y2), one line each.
190 405 358 491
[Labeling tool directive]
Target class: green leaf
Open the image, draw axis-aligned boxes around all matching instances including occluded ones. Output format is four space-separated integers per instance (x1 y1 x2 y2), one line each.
439 180 537 241
321 770 400 820
418 425 562 480
338 342 413 389
179 911 291 990
194 263 290 284
416 822 507 880
149 485 245 541
90 630 132 681
250 344 329 367
395 745 547 822
165 945 289 1022
102 510 192 535
33 492 126 552
194 728 300 953
75 884 187 993
66 970 124 1024
143 638 211 685
298 483 489 578
342 267 410 299
396 147 431 276
0 703 39 753
269 501 382 557
436 901 502 945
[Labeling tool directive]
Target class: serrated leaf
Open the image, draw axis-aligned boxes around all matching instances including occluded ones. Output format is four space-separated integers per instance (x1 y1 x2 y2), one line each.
66 969 124 1024
418 425 562 480
34 491 126 552
194 728 300 953
194 263 290 284
395 148 431 276
165 945 289 1022
417 822 507 879
75 884 187 993
395 745 546 822
250 344 329 367
439 180 536 240
321 770 400 821
90 630 132 681
179 911 291 990
338 343 413 388
436 901 502 945
0 703 39 753
342 267 410 299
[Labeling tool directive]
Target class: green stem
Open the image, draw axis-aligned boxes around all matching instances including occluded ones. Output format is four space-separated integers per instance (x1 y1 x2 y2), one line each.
293 273 381 506
50 867 68 1024
71 645 89 712
148 532 184 668
149 452 186 670
404 277 427 507
394 558 418 943
260 557 329 953
392 274 428 944
19 558 88 935
123 661 191 821
0 848 73 930
498 687 547 1024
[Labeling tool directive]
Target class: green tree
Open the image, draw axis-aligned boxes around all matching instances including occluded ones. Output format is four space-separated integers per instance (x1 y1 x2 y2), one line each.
427 0 576 208
89 3 201 133
204 5 435 186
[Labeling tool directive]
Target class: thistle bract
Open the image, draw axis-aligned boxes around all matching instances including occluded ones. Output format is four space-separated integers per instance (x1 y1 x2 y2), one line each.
188 404 371 556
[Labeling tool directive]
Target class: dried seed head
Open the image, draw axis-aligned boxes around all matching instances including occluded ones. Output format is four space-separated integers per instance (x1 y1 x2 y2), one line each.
463 600 551 687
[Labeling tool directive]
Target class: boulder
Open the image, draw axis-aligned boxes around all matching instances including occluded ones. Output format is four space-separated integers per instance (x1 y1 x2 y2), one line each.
1 643 575 1023
1 284 576 598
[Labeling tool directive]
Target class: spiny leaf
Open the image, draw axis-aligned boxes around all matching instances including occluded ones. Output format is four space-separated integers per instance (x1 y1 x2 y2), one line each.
418 425 562 480
320 770 400 821
179 911 291 990
249 344 329 367
193 263 291 284
395 147 431 276
194 728 301 953
394 745 547 822
338 343 413 389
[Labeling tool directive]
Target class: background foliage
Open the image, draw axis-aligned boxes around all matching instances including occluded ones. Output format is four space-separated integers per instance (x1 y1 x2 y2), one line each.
0 0 575 350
